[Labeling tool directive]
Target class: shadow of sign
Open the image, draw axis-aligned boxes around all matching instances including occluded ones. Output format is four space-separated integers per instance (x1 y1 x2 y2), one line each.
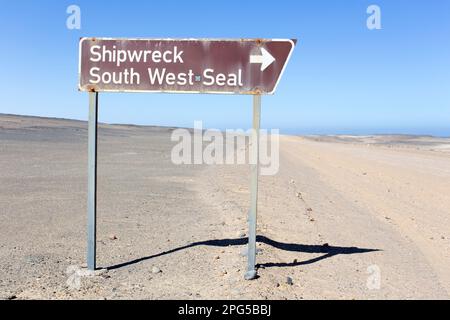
106 235 379 271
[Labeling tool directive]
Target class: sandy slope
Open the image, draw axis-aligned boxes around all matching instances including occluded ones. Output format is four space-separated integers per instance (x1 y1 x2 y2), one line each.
0 114 449 299
274 136 450 298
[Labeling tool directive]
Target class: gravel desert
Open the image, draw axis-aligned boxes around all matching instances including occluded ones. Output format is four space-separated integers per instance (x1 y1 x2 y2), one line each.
1 114 450 299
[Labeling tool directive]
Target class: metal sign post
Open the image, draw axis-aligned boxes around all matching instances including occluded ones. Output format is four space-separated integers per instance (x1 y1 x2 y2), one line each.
87 92 98 270
245 94 261 280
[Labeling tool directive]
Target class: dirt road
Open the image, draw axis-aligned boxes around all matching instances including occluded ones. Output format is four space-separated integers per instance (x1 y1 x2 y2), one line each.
0 114 449 299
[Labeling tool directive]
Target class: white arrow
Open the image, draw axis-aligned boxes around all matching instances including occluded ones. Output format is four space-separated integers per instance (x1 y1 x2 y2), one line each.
250 47 276 71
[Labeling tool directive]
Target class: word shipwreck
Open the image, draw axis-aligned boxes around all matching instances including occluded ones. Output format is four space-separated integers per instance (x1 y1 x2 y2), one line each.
87 45 243 87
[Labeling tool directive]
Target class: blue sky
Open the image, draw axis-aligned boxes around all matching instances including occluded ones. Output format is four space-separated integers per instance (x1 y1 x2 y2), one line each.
0 0 449 136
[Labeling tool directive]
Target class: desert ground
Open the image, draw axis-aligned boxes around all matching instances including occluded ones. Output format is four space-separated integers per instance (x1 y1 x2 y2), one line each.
1 113 450 300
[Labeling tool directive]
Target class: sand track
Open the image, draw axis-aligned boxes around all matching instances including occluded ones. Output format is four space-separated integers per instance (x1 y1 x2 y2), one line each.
0 114 449 299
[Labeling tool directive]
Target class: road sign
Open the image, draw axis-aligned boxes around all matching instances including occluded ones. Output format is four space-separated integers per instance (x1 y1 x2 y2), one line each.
79 38 296 94
80 37 297 280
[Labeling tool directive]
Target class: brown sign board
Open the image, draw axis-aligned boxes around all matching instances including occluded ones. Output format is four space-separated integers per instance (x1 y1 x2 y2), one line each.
79 38 296 95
